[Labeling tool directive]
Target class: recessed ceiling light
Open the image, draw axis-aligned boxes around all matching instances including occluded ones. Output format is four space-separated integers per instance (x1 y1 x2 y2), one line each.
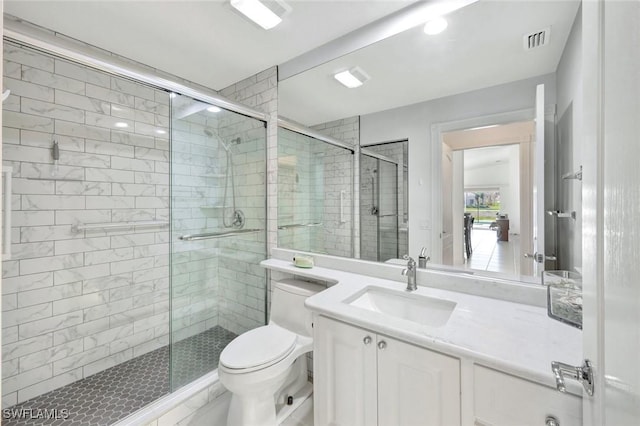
334 68 370 89
114 122 129 128
155 129 167 135
423 17 448 35
207 106 222 113
230 0 283 30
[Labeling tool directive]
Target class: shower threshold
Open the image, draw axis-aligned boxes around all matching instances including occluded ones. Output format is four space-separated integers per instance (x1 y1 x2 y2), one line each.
3 326 237 426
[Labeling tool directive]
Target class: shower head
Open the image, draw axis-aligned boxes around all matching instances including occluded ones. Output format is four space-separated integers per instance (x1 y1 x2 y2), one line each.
203 129 241 153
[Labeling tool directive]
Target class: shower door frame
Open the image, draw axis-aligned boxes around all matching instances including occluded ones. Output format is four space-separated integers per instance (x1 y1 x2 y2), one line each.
277 118 357 258
360 150 400 261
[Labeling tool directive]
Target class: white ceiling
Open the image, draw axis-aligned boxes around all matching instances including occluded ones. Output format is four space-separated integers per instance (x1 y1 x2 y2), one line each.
279 0 581 126
5 0 414 90
463 145 516 170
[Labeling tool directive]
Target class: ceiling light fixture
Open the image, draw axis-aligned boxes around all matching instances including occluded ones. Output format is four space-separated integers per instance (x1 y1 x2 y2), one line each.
156 129 167 135
207 106 222 113
423 17 448 35
230 0 283 30
114 122 129 128
334 68 370 89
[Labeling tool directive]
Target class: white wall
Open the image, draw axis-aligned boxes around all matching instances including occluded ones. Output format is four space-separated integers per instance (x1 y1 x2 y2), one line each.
555 6 582 272
360 74 556 259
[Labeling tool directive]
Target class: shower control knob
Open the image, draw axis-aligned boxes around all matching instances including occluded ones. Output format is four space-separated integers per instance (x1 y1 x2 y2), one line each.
545 416 560 426
363 336 372 345
378 341 387 350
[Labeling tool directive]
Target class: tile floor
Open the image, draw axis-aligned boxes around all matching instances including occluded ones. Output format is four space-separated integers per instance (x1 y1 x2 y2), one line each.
3 326 236 426
464 228 521 275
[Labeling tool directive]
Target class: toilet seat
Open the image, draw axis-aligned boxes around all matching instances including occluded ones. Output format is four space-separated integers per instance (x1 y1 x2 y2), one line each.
220 325 297 373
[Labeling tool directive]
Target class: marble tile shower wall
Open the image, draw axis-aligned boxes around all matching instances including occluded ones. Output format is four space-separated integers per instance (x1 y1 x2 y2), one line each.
311 143 353 258
1 43 171 406
360 143 408 261
360 155 378 261
218 68 273 336
277 129 316 252
170 109 222 343
375 144 406 260
311 117 359 258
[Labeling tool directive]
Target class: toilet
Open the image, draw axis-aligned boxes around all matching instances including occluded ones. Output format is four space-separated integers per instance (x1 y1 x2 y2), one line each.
218 278 324 426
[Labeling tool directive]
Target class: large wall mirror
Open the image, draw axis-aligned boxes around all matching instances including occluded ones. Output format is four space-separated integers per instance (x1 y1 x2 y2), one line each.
277 0 582 282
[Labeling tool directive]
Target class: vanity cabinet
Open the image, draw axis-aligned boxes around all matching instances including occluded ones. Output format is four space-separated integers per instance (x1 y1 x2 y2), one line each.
314 315 461 426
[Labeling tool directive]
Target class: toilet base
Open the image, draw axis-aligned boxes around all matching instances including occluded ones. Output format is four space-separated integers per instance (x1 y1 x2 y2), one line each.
224 357 310 426
275 381 312 425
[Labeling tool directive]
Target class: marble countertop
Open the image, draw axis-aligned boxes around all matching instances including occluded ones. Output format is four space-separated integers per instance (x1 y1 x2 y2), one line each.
262 258 583 396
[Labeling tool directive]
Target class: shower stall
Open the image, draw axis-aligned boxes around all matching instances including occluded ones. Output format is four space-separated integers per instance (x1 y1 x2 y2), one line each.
359 141 408 262
1 38 267 425
276 123 354 258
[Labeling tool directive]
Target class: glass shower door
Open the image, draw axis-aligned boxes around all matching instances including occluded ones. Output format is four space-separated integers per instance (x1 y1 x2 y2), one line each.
277 127 354 258
360 153 399 262
169 94 267 390
376 158 399 262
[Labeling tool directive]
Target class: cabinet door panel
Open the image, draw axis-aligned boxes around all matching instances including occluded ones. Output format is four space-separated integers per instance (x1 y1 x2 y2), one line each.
377 336 461 426
314 316 377 426
474 365 582 426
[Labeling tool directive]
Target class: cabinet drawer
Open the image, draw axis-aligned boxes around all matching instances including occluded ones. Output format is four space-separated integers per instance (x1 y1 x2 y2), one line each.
474 365 581 426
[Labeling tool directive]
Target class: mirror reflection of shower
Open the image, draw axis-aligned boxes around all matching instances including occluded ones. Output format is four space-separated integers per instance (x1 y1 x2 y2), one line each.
204 129 245 229
369 168 379 216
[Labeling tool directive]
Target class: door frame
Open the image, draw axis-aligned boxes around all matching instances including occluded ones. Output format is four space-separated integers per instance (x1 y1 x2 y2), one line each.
581 0 604 424
431 108 535 266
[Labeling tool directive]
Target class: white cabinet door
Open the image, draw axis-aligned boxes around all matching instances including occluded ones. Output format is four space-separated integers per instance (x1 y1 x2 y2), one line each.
314 316 378 426
474 365 582 426
377 335 461 426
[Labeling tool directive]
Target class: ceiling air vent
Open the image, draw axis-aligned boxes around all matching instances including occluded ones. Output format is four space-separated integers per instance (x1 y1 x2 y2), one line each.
523 28 550 50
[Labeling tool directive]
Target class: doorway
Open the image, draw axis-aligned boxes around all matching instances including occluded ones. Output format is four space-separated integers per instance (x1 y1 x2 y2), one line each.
440 121 534 275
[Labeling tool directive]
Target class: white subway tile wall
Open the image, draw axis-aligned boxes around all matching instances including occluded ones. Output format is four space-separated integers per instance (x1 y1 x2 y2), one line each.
2 38 270 422
360 154 379 261
360 141 408 261
277 128 354 257
1 42 171 406
311 117 360 258
218 68 273 336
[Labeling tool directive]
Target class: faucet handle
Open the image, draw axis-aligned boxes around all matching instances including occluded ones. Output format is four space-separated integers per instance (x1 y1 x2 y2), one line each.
402 254 416 267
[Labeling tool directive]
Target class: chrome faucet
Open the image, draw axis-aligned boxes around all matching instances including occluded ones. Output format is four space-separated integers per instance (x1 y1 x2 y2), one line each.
418 247 430 269
401 254 417 291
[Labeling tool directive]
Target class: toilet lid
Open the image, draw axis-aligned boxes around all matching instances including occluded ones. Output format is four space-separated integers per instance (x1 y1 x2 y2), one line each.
220 325 297 370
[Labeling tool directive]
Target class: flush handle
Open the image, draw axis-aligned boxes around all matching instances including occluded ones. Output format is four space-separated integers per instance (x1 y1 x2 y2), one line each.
363 336 372 345
377 341 387 350
551 359 594 396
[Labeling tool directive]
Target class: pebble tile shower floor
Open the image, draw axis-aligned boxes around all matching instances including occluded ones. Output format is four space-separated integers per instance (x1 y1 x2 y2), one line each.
3 326 237 426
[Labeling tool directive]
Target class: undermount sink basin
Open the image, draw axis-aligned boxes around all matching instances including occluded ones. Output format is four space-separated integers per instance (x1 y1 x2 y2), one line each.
346 287 456 327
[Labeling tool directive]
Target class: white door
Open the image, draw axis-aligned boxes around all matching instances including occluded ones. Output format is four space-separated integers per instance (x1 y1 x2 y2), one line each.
377 335 460 426
314 316 377 426
582 1 640 425
441 143 454 264
529 83 546 276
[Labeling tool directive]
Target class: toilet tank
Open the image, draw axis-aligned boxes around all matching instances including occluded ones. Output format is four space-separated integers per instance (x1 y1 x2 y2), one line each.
270 279 325 337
